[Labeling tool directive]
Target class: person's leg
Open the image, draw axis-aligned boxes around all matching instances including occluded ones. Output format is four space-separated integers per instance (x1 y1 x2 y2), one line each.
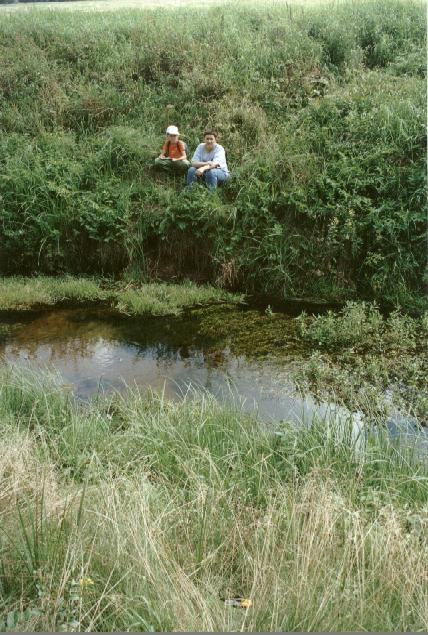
203 168 228 190
172 159 190 173
186 166 198 187
154 157 172 171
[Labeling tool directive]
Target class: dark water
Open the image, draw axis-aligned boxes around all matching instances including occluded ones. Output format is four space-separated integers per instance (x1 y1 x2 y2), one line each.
1 305 426 448
0 305 334 424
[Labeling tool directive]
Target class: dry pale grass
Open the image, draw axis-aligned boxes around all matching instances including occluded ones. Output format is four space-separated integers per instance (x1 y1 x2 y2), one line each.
0 0 364 12
37 470 427 631
0 431 60 518
2 450 428 630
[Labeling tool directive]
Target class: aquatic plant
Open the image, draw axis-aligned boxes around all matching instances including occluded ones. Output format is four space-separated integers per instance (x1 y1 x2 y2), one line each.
295 302 428 418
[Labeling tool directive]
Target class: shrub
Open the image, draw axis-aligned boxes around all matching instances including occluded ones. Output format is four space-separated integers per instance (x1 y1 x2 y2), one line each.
0 1 425 309
297 301 384 350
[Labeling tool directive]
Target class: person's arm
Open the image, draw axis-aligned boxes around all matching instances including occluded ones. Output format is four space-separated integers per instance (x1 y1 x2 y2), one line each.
191 145 212 169
210 145 225 169
193 162 213 171
158 143 169 160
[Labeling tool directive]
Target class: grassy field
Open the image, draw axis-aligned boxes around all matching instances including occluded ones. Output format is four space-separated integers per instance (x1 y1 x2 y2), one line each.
0 0 369 10
0 0 228 10
0 0 425 310
1 365 428 632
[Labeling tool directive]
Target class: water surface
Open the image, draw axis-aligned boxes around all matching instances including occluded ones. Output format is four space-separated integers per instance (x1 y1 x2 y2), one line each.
0 305 321 423
2 304 425 450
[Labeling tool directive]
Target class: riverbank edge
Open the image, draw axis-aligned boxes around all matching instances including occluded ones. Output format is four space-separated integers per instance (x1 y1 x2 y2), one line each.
2 275 426 317
0 275 246 316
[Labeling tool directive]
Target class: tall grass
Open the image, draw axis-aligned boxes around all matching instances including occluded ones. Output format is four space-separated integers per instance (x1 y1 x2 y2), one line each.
0 0 425 309
1 365 428 631
0 275 243 313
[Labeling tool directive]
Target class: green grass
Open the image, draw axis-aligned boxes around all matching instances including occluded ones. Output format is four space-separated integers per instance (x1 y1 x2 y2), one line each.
0 276 244 314
114 280 243 315
0 276 107 309
0 0 366 9
295 301 428 419
0 0 425 310
0 365 428 631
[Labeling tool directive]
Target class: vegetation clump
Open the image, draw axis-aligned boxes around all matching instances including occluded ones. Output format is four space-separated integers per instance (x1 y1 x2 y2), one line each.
296 301 428 419
296 300 425 351
0 0 425 310
0 276 243 315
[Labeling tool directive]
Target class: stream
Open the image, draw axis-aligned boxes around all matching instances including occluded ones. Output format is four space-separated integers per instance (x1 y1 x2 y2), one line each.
0 304 425 449
0 305 319 421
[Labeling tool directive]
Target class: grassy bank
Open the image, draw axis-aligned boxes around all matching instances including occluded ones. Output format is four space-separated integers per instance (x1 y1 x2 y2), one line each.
1 366 428 631
0 0 425 309
0 276 243 315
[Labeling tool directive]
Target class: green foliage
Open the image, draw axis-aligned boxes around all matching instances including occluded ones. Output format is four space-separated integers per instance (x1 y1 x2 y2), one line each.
297 301 383 349
297 300 425 352
0 0 425 309
295 302 428 417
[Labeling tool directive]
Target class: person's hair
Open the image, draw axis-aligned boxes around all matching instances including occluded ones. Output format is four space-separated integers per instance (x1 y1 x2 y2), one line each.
203 130 218 139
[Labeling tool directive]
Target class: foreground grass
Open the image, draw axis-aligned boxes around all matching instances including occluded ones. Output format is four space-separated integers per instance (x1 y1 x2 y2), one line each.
1 366 428 631
0 0 358 10
0 276 243 315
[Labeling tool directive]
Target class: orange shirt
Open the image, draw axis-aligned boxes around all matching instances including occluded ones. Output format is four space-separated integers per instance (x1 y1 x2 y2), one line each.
162 140 185 159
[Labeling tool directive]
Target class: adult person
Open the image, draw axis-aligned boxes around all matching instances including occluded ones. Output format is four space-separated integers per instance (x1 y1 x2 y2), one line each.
186 130 229 190
154 125 190 173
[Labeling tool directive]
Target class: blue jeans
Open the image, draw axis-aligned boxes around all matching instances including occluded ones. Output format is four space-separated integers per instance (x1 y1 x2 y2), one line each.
186 167 229 190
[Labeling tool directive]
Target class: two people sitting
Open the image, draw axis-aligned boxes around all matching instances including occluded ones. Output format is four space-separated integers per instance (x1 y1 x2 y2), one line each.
155 126 229 190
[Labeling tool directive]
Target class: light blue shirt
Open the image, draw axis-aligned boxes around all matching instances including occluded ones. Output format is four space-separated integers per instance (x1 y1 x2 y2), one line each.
191 143 229 174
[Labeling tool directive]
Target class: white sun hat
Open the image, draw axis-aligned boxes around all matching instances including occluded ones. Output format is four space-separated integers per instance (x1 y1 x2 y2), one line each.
166 125 179 135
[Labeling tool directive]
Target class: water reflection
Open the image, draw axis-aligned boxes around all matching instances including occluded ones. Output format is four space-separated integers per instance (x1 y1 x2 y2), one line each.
1 307 425 456
0 306 319 423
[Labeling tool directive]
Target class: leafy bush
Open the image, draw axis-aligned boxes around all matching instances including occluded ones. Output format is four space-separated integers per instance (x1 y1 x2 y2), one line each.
297 301 384 349
297 301 425 353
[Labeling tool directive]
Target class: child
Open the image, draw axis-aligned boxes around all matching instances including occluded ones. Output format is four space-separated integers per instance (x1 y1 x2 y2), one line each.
154 125 190 173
